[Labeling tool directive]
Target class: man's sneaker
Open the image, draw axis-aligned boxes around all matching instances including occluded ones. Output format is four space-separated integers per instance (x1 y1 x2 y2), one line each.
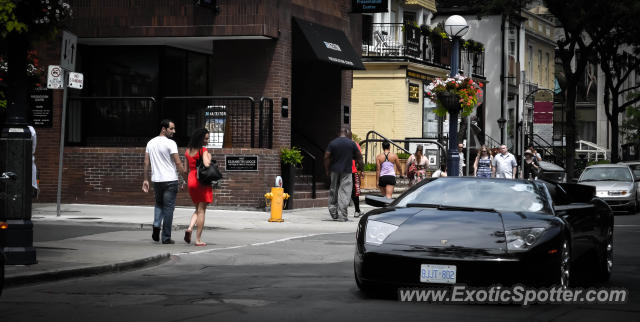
152 227 160 242
162 239 175 244
354 211 362 218
330 213 338 220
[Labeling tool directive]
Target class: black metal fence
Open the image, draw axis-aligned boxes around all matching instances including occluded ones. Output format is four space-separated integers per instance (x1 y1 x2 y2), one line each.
362 23 485 77
67 96 273 148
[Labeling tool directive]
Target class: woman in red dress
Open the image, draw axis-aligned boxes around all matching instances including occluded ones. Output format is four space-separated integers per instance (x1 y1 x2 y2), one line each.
184 128 213 246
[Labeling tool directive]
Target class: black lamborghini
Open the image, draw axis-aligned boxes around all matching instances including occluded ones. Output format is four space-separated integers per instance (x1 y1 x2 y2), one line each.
355 177 613 291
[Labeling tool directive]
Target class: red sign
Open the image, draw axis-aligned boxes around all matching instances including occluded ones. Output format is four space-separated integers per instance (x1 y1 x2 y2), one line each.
533 101 553 124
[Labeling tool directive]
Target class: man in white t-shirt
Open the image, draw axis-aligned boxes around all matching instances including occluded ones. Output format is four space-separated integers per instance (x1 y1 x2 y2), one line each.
491 145 517 179
142 119 186 244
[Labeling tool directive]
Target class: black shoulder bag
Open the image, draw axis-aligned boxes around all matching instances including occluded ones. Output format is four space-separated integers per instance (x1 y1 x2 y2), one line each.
196 148 222 185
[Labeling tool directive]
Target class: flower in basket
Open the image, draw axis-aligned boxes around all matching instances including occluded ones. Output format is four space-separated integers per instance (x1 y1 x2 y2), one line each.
425 74 484 117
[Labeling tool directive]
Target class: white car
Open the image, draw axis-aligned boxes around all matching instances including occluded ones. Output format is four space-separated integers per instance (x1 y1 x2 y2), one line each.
578 164 639 214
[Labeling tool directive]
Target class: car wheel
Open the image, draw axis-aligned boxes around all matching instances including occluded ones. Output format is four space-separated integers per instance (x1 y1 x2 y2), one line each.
595 227 613 282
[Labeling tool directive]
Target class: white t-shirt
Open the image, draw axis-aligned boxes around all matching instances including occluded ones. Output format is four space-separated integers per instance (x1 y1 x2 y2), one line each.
492 152 517 179
146 136 178 182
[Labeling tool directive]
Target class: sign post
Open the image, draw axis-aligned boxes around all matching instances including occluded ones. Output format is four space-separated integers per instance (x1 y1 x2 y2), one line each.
53 31 82 217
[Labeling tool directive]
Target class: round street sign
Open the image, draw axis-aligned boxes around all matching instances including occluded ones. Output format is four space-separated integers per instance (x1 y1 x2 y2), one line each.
50 66 61 77
47 65 64 89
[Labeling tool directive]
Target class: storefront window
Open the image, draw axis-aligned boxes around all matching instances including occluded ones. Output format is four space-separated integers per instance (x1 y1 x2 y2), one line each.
69 45 212 146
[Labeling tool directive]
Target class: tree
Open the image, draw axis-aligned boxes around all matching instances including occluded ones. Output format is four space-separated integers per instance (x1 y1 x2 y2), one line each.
621 92 640 155
543 0 619 179
588 0 640 163
0 0 72 125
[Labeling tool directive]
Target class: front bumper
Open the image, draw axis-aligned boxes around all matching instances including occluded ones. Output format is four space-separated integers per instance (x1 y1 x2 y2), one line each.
598 196 636 212
355 243 561 288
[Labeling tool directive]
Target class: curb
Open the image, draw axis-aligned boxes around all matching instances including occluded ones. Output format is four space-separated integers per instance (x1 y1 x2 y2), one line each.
4 253 171 288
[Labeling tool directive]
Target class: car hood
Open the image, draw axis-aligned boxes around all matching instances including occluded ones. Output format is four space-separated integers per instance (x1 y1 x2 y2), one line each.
382 208 507 254
578 181 633 190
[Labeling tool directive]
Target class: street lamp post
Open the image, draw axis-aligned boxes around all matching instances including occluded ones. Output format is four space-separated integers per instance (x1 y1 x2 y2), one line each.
497 117 507 143
444 15 469 176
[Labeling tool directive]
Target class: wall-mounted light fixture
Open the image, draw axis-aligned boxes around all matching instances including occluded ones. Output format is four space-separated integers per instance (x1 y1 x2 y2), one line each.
281 98 289 117
343 105 350 124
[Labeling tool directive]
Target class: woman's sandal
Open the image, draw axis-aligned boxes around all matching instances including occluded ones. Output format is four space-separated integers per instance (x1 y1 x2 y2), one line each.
195 242 207 247
184 230 192 244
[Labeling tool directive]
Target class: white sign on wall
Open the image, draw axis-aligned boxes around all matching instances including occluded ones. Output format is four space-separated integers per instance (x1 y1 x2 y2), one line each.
47 65 64 89
68 72 84 89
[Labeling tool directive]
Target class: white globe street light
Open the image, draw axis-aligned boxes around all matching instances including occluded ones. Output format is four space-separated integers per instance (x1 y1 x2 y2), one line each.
444 15 469 38
443 15 469 177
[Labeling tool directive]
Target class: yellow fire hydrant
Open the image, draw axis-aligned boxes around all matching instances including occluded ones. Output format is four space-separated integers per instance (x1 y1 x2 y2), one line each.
265 187 290 222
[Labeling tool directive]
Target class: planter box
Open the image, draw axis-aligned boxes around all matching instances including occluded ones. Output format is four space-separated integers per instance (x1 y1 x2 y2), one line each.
361 171 378 189
399 158 408 176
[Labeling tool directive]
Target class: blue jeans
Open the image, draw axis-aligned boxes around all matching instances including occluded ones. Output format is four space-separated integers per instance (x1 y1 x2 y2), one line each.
153 181 178 242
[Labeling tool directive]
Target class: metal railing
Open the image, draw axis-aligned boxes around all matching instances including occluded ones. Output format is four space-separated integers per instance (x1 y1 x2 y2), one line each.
362 23 485 77
362 131 411 166
67 96 273 148
298 147 316 199
360 132 447 171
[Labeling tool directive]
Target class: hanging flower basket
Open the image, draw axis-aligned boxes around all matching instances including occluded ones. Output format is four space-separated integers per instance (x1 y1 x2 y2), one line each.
437 91 461 113
425 75 484 117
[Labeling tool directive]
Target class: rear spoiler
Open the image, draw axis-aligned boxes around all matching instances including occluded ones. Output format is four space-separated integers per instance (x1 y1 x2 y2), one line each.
559 183 595 203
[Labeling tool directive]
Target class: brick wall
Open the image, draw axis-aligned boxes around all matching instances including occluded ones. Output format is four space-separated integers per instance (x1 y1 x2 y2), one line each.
29 0 357 207
38 147 279 208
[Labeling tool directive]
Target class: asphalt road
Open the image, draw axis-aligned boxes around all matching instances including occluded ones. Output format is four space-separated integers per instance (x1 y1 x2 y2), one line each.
1 214 640 322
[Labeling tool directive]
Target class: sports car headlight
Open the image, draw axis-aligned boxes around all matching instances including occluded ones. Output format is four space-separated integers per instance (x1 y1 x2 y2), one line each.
505 228 546 252
608 190 629 196
365 220 398 245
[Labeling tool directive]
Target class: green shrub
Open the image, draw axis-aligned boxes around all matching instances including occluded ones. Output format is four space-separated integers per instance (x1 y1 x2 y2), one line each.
280 146 303 167
397 152 411 159
364 163 377 171
587 159 610 166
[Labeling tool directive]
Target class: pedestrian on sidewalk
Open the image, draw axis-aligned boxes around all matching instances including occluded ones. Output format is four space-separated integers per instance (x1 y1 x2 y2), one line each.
473 145 493 178
142 119 187 244
491 144 517 179
184 128 213 246
458 143 465 176
324 127 364 222
349 130 363 218
376 141 402 198
432 164 448 177
407 145 428 186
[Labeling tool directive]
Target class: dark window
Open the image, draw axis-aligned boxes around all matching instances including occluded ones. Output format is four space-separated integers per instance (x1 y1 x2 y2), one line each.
69 45 212 146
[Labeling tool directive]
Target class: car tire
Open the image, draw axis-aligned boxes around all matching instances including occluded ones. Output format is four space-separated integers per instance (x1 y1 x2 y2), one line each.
595 227 613 282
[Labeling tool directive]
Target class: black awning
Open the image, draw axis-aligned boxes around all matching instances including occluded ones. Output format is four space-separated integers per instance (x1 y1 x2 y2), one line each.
293 17 365 70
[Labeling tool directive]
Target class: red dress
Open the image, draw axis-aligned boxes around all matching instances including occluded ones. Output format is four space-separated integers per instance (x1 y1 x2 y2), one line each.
186 147 213 204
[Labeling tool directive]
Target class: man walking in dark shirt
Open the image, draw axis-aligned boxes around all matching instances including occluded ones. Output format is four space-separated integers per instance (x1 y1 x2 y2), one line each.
324 128 364 221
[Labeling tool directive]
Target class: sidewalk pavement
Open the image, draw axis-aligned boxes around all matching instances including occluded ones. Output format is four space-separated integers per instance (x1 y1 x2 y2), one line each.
4 202 375 288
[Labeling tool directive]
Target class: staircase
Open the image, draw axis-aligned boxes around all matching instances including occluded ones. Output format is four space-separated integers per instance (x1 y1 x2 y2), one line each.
289 174 330 209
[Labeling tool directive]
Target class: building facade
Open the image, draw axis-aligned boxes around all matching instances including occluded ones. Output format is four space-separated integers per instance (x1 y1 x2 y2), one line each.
29 0 364 208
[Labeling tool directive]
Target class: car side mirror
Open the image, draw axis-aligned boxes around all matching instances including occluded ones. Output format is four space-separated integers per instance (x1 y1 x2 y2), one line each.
365 195 393 207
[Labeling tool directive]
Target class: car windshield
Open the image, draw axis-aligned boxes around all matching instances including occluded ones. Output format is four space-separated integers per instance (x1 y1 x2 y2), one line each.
579 167 632 182
395 178 551 213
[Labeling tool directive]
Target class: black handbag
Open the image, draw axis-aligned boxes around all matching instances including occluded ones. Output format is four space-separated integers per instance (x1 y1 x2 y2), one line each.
196 148 222 184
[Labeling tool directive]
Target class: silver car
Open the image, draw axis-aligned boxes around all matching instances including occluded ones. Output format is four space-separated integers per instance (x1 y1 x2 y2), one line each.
578 164 639 214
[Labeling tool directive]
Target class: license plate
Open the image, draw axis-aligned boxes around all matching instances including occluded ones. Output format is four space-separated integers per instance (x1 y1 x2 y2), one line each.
420 264 456 284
